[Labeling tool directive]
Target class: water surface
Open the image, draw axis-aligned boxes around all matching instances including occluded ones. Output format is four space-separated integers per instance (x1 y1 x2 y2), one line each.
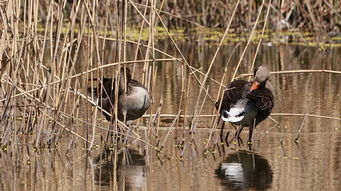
0 42 340 190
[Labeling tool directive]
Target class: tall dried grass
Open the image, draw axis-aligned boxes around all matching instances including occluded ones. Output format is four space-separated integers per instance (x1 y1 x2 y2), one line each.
0 0 340 154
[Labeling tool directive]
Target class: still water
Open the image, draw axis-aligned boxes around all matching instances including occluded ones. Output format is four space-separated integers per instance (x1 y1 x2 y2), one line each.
0 42 340 190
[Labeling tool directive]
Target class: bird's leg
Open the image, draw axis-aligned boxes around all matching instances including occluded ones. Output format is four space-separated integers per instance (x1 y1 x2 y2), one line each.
248 119 256 145
217 114 221 126
220 120 225 143
236 126 245 146
248 142 253 151
229 126 239 144
230 126 243 145
230 123 238 145
217 114 230 146
123 121 133 146
231 124 238 130
224 131 230 147
218 114 223 141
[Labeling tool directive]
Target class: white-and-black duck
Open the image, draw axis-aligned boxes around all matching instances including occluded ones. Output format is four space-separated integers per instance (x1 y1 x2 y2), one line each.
216 65 274 145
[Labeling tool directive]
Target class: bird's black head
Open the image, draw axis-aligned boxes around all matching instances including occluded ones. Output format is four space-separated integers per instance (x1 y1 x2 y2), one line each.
120 67 132 82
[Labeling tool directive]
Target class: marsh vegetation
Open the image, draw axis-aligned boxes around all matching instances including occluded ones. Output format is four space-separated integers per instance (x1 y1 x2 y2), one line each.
0 0 340 190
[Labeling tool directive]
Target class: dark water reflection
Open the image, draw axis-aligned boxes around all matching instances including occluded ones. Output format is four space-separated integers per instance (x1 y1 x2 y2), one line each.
216 152 273 191
94 148 147 190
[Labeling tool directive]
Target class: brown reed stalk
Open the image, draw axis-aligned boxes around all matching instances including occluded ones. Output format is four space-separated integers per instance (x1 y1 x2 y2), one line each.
0 58 180 103
151 95 163 140
132 0 150 78
190 0 240 133
176 62 186 129
232 0 265 81
210 43 241 127
191 85 211 135
248 0 272 81
182 70 193 131
140 113 341 121
1 77 91 144
147 65 159 133
237 69 341 79
150 4 214 105
130 1 204 27
2 0 340 161
204 43 241 149
160 110 182 150
59 108 155 147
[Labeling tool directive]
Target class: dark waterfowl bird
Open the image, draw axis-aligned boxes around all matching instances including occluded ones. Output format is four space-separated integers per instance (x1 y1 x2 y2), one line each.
89 67 151 122
216 65 274 145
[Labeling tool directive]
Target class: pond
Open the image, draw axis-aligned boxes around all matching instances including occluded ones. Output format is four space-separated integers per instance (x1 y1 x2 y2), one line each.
0 41 340 190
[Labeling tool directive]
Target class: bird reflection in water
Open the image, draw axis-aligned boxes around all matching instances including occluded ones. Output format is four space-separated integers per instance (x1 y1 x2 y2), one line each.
216 152 273 191
94 147 147 190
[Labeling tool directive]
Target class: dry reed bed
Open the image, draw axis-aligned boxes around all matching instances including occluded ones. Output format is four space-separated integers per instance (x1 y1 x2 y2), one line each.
0 0 340 157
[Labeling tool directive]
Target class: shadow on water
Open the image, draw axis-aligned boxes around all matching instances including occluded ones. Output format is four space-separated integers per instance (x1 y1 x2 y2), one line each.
94 147 147 191
216 152 273 191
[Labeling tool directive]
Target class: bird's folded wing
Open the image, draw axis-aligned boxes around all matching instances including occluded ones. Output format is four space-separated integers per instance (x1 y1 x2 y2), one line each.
246 88 274 111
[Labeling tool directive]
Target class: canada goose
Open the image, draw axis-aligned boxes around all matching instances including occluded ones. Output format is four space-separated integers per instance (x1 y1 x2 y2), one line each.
216 65 274 145
89 67 150 122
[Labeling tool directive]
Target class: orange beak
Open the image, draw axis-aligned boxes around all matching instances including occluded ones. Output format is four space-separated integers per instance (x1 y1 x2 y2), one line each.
250 81 259 91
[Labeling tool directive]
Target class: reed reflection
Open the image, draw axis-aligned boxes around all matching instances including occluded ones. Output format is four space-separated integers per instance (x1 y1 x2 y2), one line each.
216 152 273 191
94 147 147 190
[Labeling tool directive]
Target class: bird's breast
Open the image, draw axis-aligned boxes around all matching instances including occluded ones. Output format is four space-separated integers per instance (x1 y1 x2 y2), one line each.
120 87 150 113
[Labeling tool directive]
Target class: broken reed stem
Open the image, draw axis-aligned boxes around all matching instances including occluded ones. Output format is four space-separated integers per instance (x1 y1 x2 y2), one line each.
183 72 192 129
98 37 227 92
0 58 180 102
2 0 339 158
150 4 214 105
99 36 175 60
68 87 142 140
237 69 341 78
205 43 241 149
140 113 341 121
147 0 158 136
210 43 241 129
128 0 151 27
130 1 204 28
1 78 91 144
295 100 312 142
190 0 240 133
191 86 211 135
41 109 91 144
247 0 279 126
232 0 265 81
248 0 272 81
0 0 198 152
146 64 158 136
151 96 163 139
132 0 150 78
160 110 182 150
177 63 185 129
60 110 156 148
188 65 226 87
88 99 98 150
